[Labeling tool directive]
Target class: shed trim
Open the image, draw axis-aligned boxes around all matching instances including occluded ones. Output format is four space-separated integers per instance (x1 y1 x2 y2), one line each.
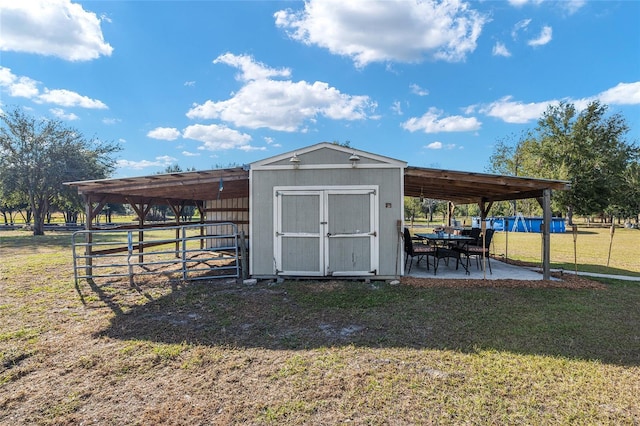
251 142 407 170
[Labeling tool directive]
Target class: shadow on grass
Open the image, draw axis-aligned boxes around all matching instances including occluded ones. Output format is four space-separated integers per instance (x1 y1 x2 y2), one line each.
95 278 640 367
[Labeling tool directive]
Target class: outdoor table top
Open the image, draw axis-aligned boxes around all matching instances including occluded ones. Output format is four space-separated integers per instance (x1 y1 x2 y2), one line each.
415 233 475 242
415 233 474 275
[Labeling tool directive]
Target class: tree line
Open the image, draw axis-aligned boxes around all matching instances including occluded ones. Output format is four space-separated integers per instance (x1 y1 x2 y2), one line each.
3 102 639 236
0 107 121 235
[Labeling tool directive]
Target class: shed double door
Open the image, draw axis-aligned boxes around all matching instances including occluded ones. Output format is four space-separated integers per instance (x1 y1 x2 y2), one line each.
274 186 378 276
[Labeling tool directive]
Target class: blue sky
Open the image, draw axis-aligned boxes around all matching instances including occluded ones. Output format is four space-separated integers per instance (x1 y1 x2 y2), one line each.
1 0 638 178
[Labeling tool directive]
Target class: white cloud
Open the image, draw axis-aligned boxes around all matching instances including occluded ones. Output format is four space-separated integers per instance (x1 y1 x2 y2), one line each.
492 42 511 57
410 84 429 96
187 54 375 132
528 26 553 47
479 96 553 123
508 0 543 7
0 67 107 109
478 82 640 124
117 156 177 171
102 118 121 125
182 151 200 157
182 123 252 151
147 127 181 141
595 81 640 105
0 0 113 61
214 52 291 82
0 66 39 98
274 0 487 67
37 88 107 109
427 141 443 149
402 107 481 133
426 141 457 150
49 108 79 121
184 81 196 87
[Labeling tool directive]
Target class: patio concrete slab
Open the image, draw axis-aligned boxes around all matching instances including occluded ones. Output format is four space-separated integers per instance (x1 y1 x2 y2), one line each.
406 257 546 280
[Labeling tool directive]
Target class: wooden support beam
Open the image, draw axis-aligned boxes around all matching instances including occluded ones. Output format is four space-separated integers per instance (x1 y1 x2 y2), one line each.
83 195 93 277
542 189 552 280
126 200 154 264
168 200 183 257
197 201 206 249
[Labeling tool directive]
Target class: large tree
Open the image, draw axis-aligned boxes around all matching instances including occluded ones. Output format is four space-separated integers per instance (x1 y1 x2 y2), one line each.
0 107 120 235
535 101 637 224
488 101 638 224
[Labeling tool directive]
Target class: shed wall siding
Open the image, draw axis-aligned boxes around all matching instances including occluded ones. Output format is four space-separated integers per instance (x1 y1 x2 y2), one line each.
205 197 249 248
251 167 402 277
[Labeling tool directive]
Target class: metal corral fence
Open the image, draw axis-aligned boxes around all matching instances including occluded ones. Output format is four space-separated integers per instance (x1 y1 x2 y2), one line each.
72 222 244 285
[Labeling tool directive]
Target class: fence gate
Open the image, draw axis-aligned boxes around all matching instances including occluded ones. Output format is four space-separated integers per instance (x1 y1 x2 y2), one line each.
72 222 241 285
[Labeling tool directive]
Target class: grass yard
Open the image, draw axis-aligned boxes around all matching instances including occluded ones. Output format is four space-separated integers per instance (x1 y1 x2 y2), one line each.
1 229 639 425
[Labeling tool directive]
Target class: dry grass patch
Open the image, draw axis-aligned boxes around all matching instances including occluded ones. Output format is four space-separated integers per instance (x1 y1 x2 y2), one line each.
1 230 639 424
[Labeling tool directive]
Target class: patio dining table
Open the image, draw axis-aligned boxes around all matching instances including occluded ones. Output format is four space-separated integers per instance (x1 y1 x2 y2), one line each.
415 233 476 275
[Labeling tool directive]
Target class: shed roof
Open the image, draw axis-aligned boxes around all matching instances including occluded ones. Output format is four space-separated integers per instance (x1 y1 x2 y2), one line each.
66 159 569 206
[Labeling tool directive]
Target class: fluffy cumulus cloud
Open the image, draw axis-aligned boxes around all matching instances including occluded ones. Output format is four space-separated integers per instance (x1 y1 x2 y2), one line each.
147 127 181 141
187 53 375 132
274 0 487 67
0 0 113 61
402 107 481 133
0 66 107 110
37 88 107 109
182 123 253 151
0 67 39 98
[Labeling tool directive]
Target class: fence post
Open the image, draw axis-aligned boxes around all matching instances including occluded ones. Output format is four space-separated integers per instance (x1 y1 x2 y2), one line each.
182 226 188 281
239 230 248 280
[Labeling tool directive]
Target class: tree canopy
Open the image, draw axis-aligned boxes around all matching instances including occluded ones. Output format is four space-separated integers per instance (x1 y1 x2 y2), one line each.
488 101 639 223
0 107 121 235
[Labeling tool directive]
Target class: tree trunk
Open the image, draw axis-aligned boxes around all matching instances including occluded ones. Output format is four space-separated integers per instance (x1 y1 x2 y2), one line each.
30 195 48 236
566 206 574 226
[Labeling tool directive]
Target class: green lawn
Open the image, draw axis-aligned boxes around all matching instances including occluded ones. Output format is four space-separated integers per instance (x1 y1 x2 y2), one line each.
0 229 638 424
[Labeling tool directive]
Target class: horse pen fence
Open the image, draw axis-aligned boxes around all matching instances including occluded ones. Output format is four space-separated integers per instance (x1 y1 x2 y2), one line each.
72 222 245 286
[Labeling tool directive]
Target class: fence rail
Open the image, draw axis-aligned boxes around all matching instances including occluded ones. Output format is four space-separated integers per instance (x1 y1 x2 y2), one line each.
72 223 241 285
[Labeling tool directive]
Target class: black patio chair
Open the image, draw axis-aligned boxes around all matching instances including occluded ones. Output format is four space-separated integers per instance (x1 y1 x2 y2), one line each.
463 228 495 273
403 227 436 273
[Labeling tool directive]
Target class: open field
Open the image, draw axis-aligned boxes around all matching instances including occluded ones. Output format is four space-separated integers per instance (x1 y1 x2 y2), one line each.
1 229 639 424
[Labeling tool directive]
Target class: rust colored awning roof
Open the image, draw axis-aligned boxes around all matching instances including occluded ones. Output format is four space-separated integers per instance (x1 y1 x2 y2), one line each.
65 168 249 205
404 166 570 204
